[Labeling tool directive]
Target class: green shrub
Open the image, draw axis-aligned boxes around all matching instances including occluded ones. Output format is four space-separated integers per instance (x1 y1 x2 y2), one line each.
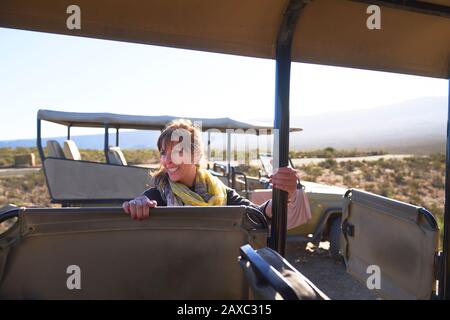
343 175 354 187
319 158 337 169
300 164 323 182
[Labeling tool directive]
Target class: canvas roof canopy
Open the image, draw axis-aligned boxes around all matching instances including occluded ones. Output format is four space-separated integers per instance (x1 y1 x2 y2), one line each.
0 0 449 79
37 109 302 132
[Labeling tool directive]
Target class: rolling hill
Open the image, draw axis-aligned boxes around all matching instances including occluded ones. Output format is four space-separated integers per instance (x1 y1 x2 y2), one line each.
0 96 447 154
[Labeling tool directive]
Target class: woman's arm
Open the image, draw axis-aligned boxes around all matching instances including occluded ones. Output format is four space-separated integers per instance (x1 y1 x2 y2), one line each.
227 166 300 225
226 188 271 220
122 188 164 220
265 167 299 217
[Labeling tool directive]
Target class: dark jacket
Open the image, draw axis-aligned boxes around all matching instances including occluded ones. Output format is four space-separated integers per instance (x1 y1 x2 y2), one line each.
143 187 269 216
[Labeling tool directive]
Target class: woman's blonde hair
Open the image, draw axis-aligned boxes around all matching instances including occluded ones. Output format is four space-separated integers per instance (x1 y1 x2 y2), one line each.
153 119 204 178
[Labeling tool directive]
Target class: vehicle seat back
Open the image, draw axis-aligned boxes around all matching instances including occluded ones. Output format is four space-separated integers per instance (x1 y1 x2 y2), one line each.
63 140 81 160
46 140 65 159
108 146 127 165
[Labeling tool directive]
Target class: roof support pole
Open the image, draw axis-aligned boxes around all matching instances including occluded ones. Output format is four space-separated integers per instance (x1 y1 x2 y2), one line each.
36 118 54 203
226 129 232 185
104 126 110 164
444 79 450 299
269 0 305 255
36 118 44 161
256 131 260 160
207 131 211 169
245 133 249 166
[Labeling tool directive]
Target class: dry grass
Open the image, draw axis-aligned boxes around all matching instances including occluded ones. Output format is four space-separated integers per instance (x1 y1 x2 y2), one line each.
289 147 387 159
0 147 42 167
0 147 160 168
0 149 445 233
296 154 445 238
0 170 55 207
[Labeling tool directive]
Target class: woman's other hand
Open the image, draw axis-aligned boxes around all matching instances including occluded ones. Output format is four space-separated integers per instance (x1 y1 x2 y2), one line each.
269 167 299 201
122 195 157 220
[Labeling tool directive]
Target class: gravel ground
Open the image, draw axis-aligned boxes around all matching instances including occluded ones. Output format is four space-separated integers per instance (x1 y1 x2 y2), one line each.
285 240 379 300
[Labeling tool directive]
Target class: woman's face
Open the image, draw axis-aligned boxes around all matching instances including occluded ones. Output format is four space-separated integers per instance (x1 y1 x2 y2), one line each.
160 141 196 184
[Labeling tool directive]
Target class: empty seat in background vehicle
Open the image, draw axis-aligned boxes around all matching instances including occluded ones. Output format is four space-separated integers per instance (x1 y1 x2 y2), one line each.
107 147 127 166
63 140 81 160
46 140 65 159
209 169 229 186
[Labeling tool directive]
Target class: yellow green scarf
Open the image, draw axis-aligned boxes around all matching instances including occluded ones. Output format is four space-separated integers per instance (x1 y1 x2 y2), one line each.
156 168 228 206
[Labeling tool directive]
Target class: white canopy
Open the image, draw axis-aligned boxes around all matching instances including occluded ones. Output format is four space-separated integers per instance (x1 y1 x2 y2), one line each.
38 109 302 132
1 0 449 79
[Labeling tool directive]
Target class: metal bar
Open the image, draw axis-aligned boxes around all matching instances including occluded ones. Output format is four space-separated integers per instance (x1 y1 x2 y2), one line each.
226 129 232 184
256 131 260 159
269 0 305 256
222 131 226 168
207 131 211 169
36 118 56 202
207 131 211 161
349 0 450 18
67 125 71 140
116 128 119 147
104 126 109 164
245 133 249 166
233 130 237 162
231 167 236 190
36 119 45 161
444 79 450 299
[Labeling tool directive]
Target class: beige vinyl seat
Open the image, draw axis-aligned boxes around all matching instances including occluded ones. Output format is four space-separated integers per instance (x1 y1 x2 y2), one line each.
0 206 268 299
46 140 65 159
107 146 127 166
63 140 81 160
209 169 230 186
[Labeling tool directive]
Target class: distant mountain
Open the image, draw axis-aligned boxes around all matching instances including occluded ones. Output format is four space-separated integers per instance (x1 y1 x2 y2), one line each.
0 130 161 150
288 96 447 154
0 97 447 154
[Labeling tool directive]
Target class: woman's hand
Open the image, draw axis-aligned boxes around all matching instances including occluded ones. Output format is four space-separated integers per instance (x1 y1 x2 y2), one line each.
122 195 157 220
269 167 299 201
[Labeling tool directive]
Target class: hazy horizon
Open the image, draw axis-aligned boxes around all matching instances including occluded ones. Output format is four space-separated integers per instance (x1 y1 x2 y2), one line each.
1 27 448 142
1 96 447 155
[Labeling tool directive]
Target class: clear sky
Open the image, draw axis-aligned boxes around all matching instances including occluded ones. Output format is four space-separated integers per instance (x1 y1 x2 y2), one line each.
0 27 447 140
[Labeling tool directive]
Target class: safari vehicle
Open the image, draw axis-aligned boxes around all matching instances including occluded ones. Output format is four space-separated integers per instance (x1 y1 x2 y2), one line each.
36 109 279 206
0 0 449 300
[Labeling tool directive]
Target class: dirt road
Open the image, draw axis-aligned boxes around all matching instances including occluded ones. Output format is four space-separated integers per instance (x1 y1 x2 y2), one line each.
291 154 413 166
0 167 41 177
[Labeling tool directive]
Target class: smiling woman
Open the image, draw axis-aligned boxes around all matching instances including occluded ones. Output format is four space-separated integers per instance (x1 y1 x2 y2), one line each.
122 119 301 225
155 118 203 187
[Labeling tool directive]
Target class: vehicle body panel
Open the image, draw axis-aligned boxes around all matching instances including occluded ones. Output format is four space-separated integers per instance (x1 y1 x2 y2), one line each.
0 206 267 299
342 189 439 299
